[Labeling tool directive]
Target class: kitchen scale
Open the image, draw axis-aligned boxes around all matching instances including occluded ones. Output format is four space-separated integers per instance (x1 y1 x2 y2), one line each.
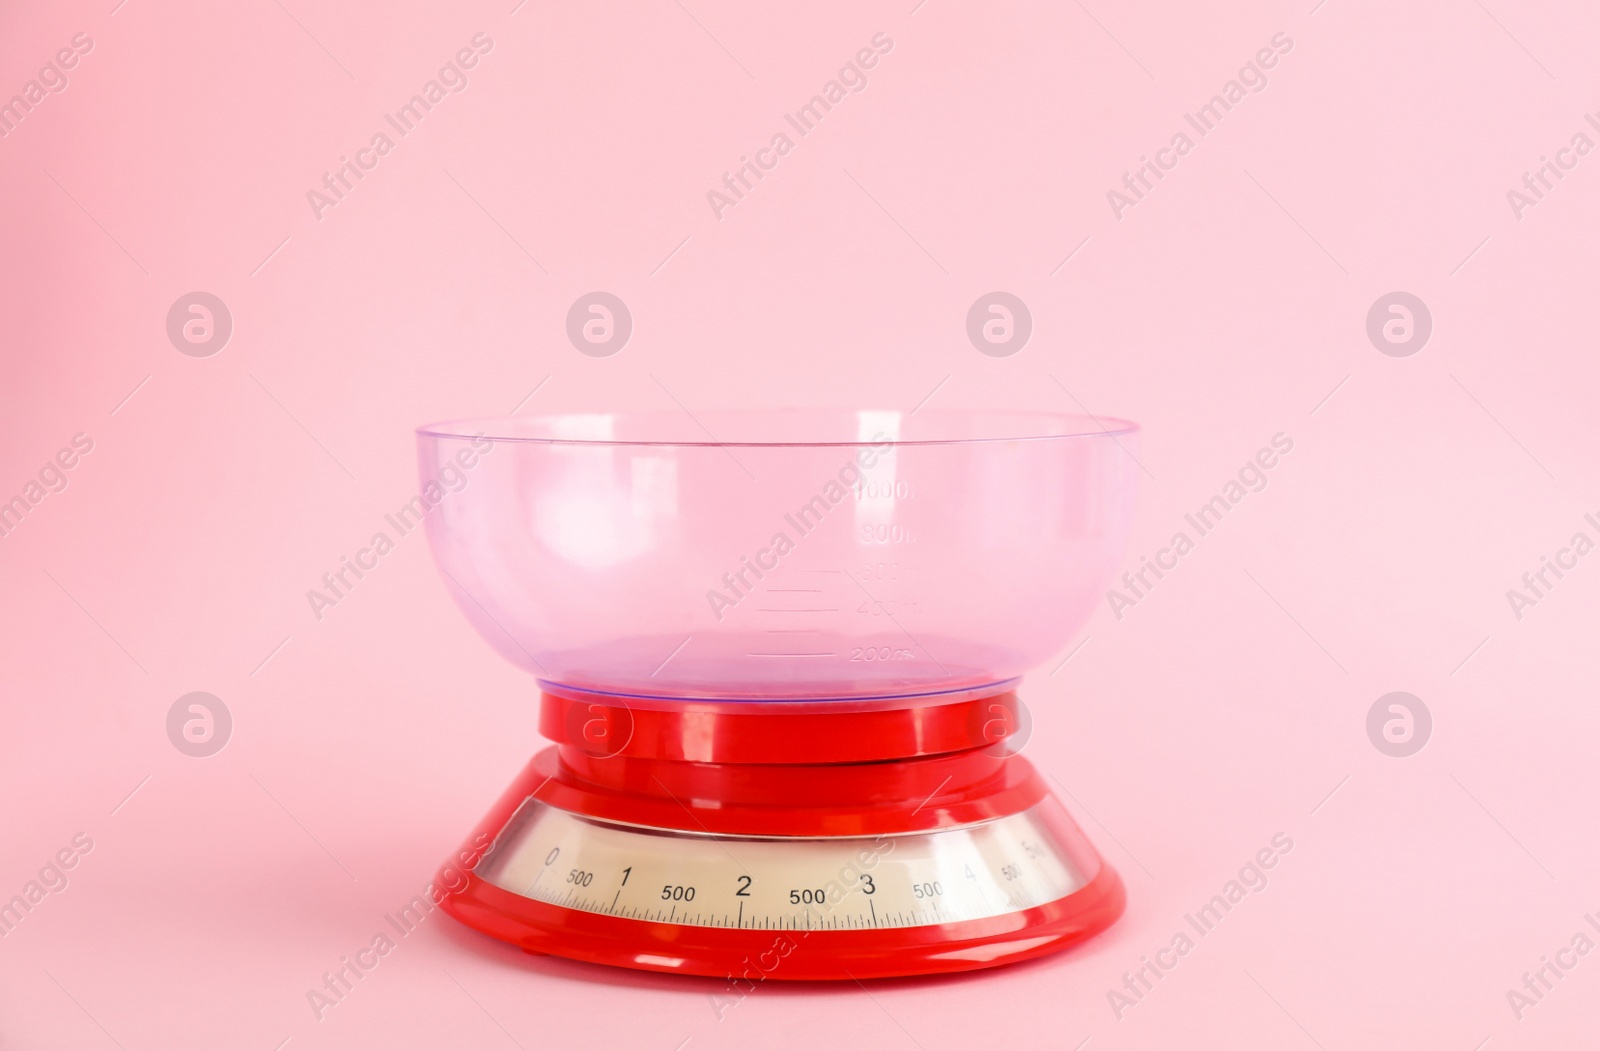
417 409 1138 979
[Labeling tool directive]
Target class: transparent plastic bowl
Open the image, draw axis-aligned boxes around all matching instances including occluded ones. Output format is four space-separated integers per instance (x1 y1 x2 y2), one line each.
417 410 1138 700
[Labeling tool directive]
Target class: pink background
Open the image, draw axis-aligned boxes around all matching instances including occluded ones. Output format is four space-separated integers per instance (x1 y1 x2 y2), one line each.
3 0 1599 1047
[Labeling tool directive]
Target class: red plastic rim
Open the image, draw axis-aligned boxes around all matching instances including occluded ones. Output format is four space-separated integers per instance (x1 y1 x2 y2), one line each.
527 747 1048 837
540 685 1026 764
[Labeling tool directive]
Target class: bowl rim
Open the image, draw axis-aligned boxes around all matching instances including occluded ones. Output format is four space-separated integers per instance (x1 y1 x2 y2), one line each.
416 408 1140 448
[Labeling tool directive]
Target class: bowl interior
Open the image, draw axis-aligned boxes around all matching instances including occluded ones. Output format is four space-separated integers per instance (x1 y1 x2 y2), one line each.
418 410 1138 700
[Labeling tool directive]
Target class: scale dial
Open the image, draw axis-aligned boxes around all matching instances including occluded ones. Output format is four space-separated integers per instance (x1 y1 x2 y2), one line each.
475 798 1090 931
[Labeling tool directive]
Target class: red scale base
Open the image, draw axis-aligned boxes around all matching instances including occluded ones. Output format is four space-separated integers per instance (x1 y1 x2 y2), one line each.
438 685 1125 980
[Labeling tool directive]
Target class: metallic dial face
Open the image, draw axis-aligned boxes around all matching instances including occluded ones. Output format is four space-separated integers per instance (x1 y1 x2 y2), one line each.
474 800 1090 931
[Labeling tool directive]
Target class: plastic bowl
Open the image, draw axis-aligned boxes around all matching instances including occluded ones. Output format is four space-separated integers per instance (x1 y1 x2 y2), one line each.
417 410 1138 700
